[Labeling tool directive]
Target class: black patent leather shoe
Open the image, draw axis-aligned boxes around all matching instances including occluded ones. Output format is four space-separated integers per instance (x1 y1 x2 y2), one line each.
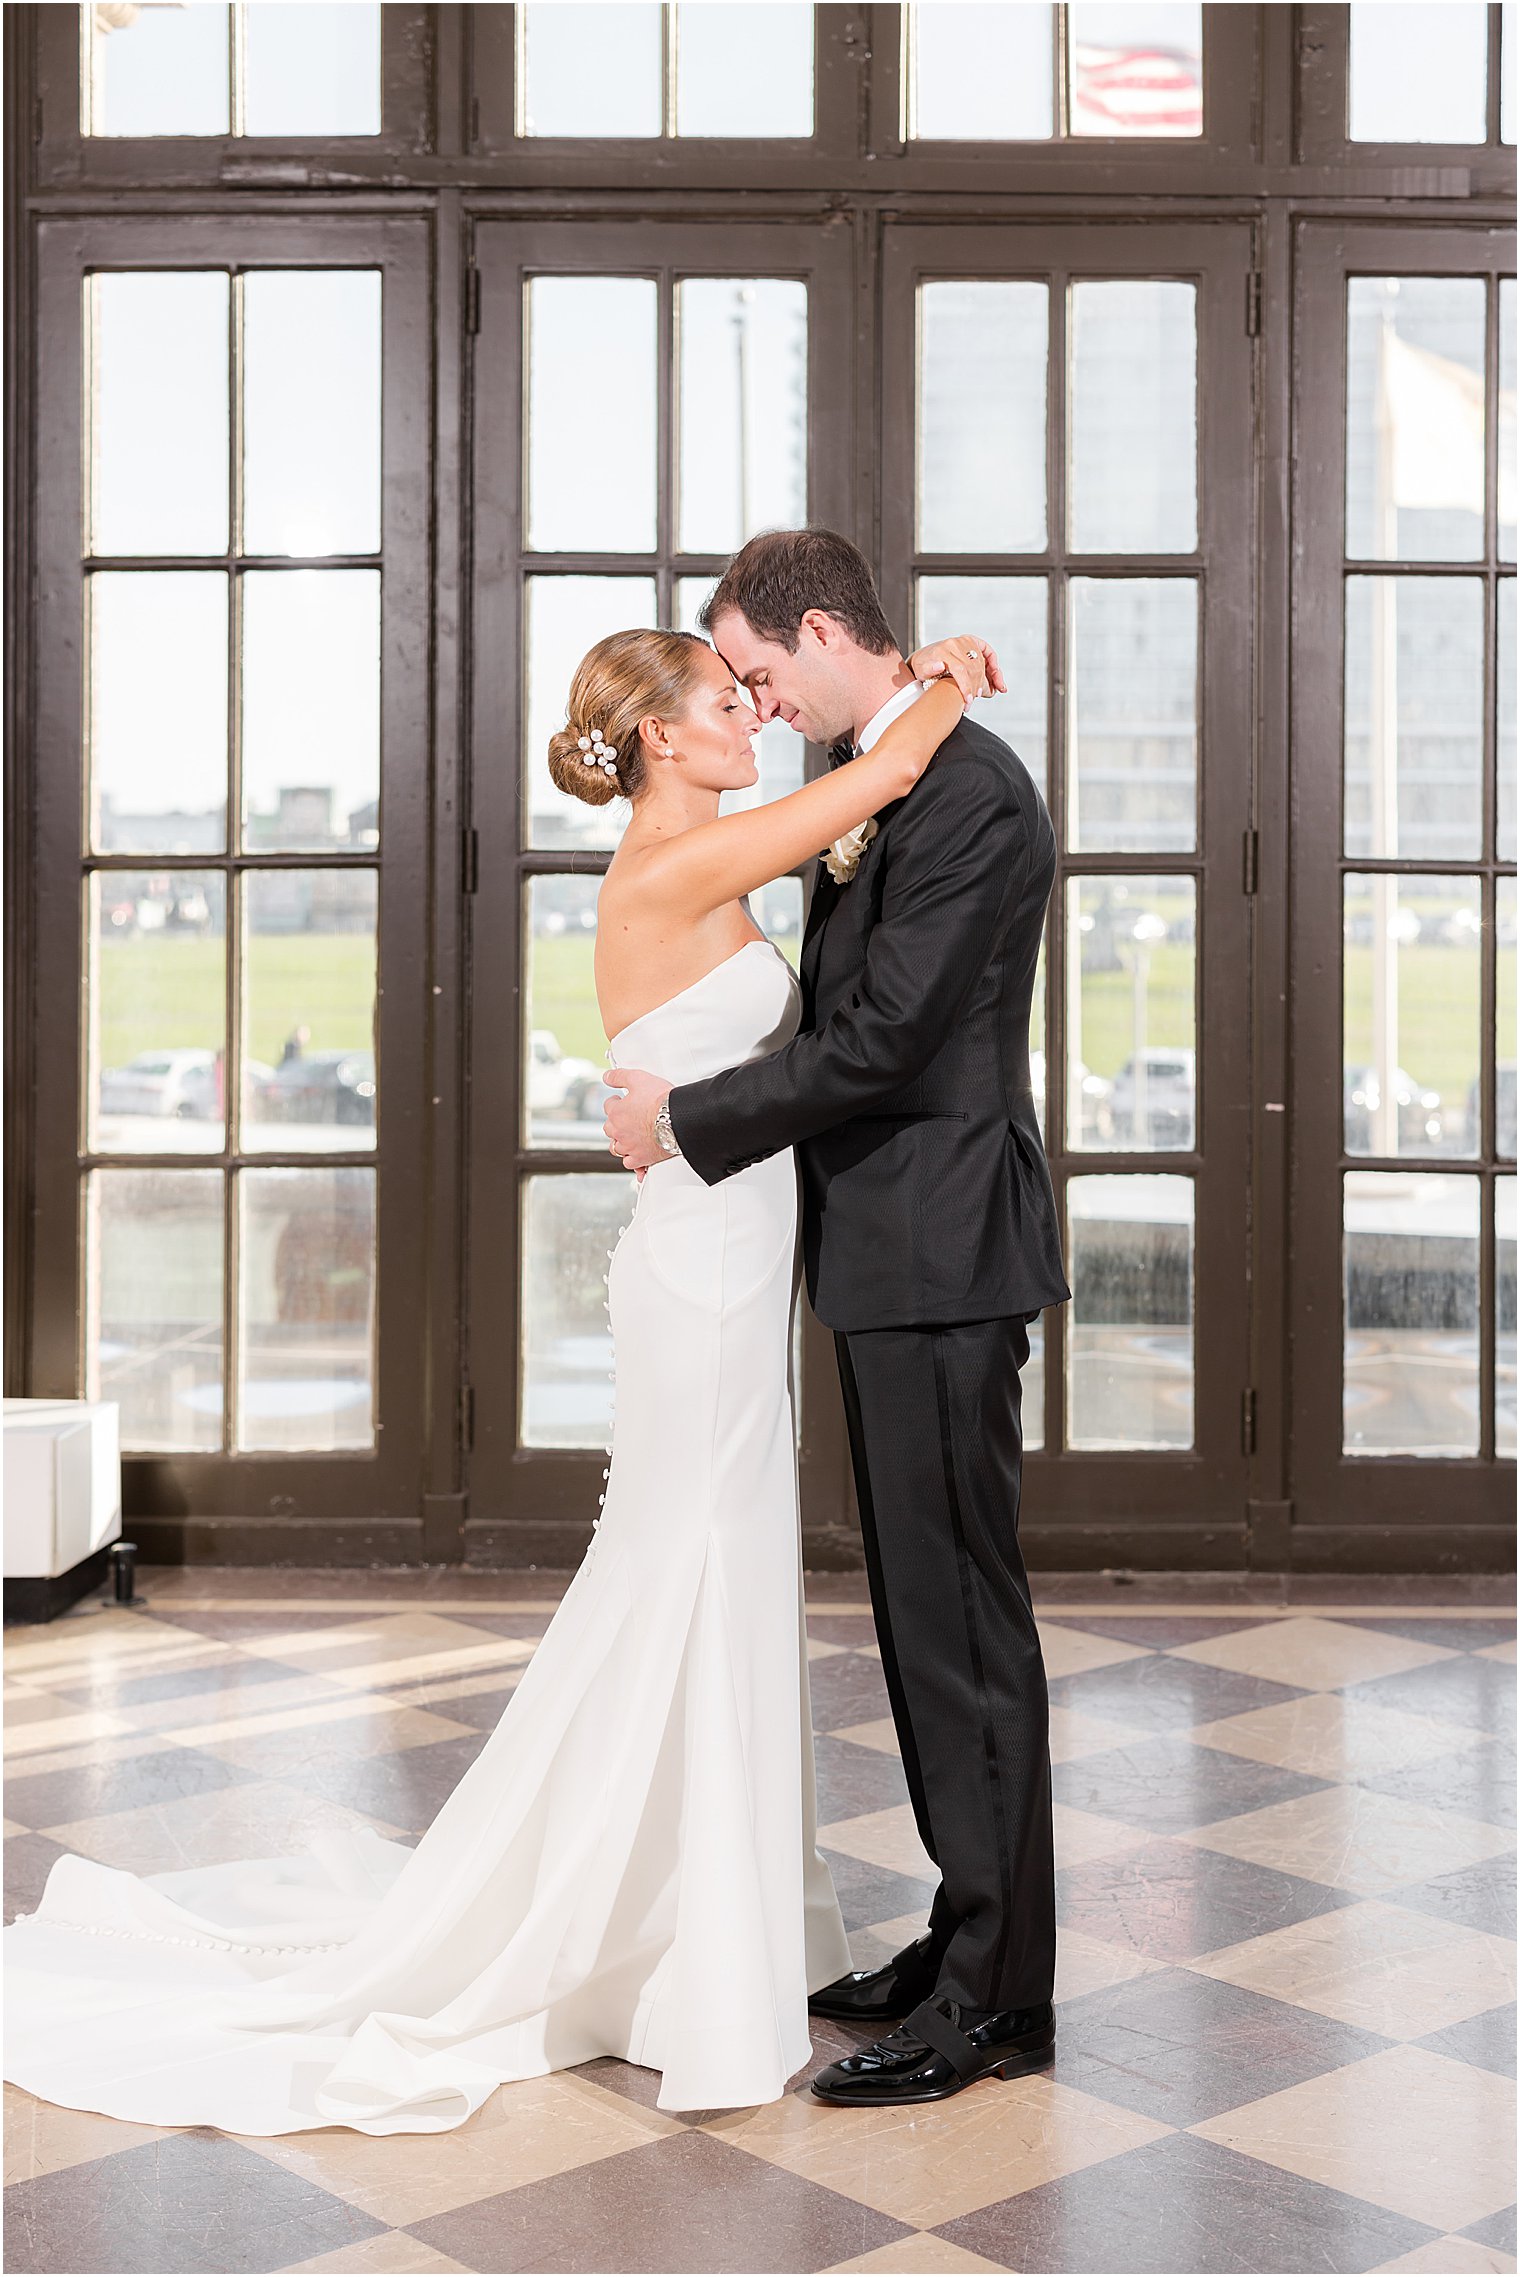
807 1934 941 2025
809 1995 1055 2106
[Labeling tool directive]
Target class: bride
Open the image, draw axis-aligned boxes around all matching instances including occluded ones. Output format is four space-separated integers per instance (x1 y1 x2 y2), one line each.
3 622 990 2134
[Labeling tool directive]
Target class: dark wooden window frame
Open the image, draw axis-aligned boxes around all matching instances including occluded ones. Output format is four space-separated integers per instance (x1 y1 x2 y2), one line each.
1289 216 1516 1564
464 214 858 1570
1297 4 1514 193
880 218 1258 1560
5 6 1514 1572
23 211 437 1556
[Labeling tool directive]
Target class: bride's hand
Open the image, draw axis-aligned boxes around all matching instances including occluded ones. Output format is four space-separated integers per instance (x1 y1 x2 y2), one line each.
908 635 1005 706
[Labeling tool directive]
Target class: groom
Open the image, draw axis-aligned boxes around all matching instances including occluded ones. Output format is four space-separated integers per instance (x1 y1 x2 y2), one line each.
604 528 1070 2106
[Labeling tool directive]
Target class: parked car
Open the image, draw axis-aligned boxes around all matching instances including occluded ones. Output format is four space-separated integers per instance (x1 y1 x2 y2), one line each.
1108 1049 1196 1148
99 1048 218 1120
255 1051 377 1127
529 1030 604 1126
1343 1064 1443 1154
1459 1063 1517 1158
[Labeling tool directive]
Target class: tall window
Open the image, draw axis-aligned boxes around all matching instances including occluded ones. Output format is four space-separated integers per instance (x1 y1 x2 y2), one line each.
514 264 810 1447
910 268 1205 1458
81 267 383 1455
1338 275 1515 1458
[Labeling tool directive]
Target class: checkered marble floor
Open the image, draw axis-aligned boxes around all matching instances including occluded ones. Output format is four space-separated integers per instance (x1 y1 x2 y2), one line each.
4 1569 1515 2276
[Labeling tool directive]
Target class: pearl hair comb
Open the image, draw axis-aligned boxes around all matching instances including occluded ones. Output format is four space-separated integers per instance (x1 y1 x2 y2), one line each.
577 726 619 779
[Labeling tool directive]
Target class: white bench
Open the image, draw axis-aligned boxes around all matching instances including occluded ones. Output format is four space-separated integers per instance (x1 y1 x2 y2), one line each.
3 1399 122 1622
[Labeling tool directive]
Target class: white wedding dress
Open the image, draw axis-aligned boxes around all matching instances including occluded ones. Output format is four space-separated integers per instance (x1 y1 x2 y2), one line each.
4 935 851 2133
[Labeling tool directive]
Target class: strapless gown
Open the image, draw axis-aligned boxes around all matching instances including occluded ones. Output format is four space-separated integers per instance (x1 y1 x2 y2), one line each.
3 937 851 2131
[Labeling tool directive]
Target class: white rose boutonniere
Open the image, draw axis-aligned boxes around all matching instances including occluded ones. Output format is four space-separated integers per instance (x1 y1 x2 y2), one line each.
823 815 878 887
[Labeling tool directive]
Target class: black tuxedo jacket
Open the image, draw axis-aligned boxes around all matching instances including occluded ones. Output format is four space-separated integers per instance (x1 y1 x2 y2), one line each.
667 714 1071 1333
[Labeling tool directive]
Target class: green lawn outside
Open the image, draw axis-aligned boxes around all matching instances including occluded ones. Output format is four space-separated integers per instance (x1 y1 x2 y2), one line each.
98 921 1513 1125
1345 944 1497 1106
1073 946 1194 1081
98 936 376 1074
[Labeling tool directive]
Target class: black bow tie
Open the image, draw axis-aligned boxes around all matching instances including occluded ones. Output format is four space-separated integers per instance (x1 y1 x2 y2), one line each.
827 740 855 770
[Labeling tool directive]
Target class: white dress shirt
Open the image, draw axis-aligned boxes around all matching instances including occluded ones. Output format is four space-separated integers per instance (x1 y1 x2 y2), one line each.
854 679 926 754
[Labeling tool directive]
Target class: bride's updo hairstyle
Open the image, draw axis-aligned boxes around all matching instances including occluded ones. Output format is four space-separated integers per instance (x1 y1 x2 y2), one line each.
547 628 711 809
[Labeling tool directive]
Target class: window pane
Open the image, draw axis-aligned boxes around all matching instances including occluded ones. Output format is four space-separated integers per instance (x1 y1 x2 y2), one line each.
1501 280 1516 564
522 1174 637 1447
85 0 230 137
525 878 606 1151
527 278 657 555
243 272 381 557
1346 279 1486 564
750 875 804 963
1069 281 1197 553
1068 577 1197 853
677 279 807 556
237 1167 374 1451
91 871 226 1154
1499 877 1517 1162
1348 2 1488 142
1506 2 1517 143
519 4 662 136
89 274 229 556
86 1169 223 1452
1067 876 1196 1151
89 571 228 853
242 871 377 1155
1032 934 1047 1137
1343 576 1484 861
1069 3 1202 138
918 283 1048 553
1343 876 1482 1160
243 4 382 136
1498 1176 1516 1457
241 571 380 851
675 3 813 135
916 576 1048 796
1067 1174 1194 1449
1500 581 1516 862
527 576 657 849
908 3 1054 141
676 577 804 812
1023 1318 1044 1453
1343 1172 1479 1455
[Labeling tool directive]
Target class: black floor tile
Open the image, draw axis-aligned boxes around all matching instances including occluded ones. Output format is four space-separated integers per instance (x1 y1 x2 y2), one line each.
805 1653 893 1733
1414 2003 1517 2079
1055 1968 1394 2126
1 2134 385 2274
1056 1836 1351 1964
407 2127 910 2274
1355 1740 1517 1830
4 1747 261 1833
811 1734 909 1824
818 1847 936 1935
1047 1655 1311 1733
1382 1851 1517 1941
1341 1655 1517 1736
936 2128 1439 2274
277 1733 491 1832
1461 2203 1518 2256
5 1831 76 1924
1053 1735 1331 1837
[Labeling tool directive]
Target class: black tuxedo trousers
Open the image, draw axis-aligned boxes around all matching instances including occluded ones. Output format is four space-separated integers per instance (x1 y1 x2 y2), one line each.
836 1316 1055 2015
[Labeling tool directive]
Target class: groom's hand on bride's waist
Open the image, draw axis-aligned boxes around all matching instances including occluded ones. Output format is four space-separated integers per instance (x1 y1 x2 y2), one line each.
603 1067 674 1171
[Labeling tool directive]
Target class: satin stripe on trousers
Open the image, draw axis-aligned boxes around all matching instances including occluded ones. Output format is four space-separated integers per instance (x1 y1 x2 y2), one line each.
835 1317 1056 2014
